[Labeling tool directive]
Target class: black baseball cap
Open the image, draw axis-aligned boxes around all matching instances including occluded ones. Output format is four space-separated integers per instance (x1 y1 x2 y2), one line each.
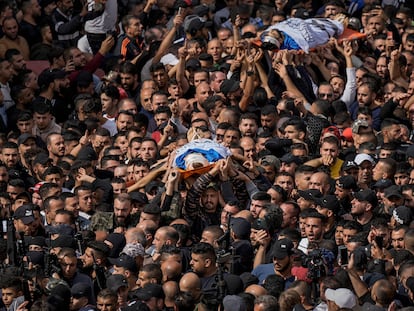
353 189 378 208
271 238 294 259
14 204 35 224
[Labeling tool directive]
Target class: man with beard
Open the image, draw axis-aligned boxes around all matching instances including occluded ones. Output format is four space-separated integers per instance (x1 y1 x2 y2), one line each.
239 113 258 138
354 153 375 190
5 49 26 78
79 241 109 292
252 238 295 287
381 118 403 144
119 61 139 102
260 105 278 136
194 82 212 112
350 81 381 131
350 189 377 232
190 242 242 295
250 192 271 220
0 17 29 59
1 142 20 170
391 225 407 250
184 166 223 238
47 133 66 165
113 193 133 231
334 175 358 216
116 110 134 133
1 141 33 186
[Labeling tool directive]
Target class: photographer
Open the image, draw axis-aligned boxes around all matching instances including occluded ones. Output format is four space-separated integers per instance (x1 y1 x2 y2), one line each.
252 238 295 287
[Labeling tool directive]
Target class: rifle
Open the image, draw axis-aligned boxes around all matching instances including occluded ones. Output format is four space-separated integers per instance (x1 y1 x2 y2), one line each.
22 278 33 310
44 233 61 278
74 220 84 257
9 223 34 309
91 252 106 291
6 206 18 266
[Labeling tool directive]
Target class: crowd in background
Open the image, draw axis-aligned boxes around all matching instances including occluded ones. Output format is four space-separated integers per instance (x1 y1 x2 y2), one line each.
1 0 414 310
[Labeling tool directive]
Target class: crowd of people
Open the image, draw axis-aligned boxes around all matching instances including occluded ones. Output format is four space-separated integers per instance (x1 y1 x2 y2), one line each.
1 0 414 310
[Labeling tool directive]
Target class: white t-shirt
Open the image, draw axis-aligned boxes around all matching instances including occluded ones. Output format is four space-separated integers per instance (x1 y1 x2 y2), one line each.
84 0 117 34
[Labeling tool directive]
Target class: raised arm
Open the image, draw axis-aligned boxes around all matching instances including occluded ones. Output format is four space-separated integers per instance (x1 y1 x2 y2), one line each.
152 13 183 65
176 45 190 94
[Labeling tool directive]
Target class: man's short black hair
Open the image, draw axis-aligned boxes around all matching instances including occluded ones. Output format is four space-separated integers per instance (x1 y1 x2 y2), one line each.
251 191 271 202
191 242 216 260
87 240 110 258
343 220 363 232
150 62 165 73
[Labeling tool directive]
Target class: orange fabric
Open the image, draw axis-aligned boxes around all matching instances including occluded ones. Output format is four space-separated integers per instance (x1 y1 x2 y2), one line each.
178 163 215 179
338 28 367 44
120 37 131 59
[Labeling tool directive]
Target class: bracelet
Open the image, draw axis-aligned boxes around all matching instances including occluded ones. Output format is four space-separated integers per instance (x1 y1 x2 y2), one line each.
247 70 255 76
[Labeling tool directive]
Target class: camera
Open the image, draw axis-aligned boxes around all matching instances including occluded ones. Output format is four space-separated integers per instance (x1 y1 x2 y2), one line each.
302 249 326 280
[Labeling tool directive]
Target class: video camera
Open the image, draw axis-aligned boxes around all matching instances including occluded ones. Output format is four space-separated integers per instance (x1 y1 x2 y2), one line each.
301 249 327 280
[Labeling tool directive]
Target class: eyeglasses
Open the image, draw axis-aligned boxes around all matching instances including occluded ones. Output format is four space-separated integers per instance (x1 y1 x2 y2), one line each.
319 93 333 99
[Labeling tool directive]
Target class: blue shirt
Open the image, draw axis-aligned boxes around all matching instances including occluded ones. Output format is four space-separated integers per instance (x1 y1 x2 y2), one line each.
251 263 295 288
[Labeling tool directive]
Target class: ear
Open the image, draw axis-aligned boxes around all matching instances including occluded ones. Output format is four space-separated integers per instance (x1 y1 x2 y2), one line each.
204 258 211 268
125 270 131 278
327 210 333 218
299 131 305 140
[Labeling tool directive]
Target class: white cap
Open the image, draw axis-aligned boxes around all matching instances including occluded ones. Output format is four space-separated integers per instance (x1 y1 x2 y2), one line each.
354 153 375 166
325 288 357 309
160 53 179 66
